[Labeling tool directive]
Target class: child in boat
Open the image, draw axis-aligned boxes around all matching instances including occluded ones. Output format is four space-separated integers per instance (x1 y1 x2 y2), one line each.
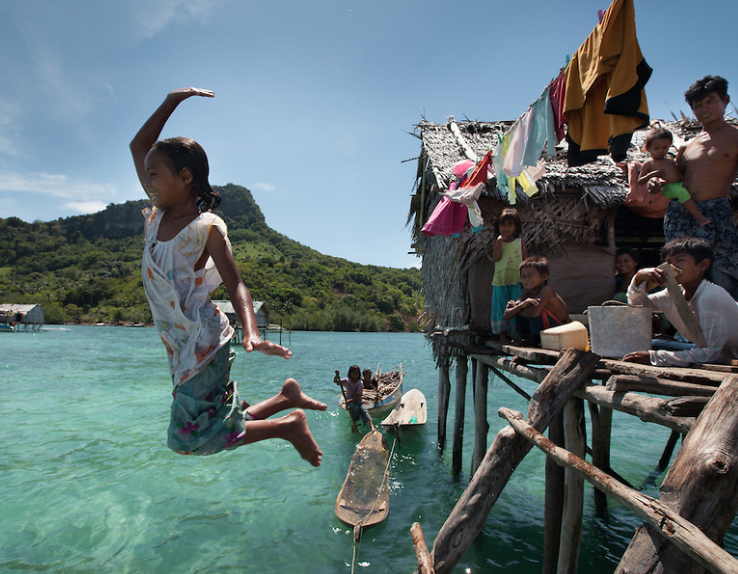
362 368 378 391
638 127 710 226
334 366 375 431
130 87 325 465
491 208 527 342
622 237 738 367
503 256 570 345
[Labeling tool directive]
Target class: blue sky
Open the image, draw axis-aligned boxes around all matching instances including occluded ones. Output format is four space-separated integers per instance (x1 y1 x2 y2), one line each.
1 0 735 269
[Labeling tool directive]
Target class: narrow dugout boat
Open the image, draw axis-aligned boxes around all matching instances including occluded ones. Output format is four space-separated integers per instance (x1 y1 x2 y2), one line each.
380 389 427 442
338 366 403 420
334 430 390 540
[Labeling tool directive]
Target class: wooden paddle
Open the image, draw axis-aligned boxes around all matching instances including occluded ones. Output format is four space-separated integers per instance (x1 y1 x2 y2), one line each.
335 370 359 434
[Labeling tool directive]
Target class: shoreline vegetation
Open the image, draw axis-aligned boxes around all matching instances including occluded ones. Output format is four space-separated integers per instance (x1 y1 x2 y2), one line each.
0 184 423 333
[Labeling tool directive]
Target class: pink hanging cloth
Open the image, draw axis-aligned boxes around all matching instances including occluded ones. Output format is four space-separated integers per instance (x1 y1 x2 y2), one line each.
421 151 492 237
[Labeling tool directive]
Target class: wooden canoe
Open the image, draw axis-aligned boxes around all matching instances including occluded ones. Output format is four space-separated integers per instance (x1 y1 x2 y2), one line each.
380 389 427 441
335 430 390 536
338 366 403 419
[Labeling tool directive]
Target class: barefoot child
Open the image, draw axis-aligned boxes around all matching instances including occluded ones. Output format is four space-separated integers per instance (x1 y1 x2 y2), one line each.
503 256 569 345
335 366 376 431
130 87 325 465
491 208 527 341
622 237 738 367
638 127 710 226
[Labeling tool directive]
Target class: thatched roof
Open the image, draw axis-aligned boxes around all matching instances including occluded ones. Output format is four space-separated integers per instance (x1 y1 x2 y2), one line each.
414 116 738 212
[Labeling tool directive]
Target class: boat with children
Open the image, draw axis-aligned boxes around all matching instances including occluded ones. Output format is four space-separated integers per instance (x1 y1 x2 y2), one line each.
338 365 403 419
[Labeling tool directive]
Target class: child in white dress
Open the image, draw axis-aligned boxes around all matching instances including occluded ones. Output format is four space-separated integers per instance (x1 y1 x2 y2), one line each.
130 87 324 465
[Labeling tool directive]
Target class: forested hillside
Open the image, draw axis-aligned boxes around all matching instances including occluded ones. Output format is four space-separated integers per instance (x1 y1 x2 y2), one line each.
0 184 422 331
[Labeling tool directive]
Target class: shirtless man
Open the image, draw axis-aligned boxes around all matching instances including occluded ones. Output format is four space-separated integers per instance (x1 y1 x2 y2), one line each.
650 76 738 300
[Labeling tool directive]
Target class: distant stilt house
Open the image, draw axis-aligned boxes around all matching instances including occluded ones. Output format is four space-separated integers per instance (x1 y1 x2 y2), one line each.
0 303 45 331
409 117 738 362
212 300 270 342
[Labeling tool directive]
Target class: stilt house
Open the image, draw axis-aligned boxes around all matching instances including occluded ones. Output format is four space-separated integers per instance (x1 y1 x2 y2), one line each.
409 116 738 363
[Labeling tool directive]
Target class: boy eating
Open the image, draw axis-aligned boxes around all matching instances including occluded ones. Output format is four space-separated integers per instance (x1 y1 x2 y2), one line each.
503 256 570 345
622 237 738 366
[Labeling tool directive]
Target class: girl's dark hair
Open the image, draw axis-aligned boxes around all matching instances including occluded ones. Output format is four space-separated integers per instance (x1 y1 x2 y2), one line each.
644 127 673 149
661 237 713 277
497 208 522 238
151 137 221 212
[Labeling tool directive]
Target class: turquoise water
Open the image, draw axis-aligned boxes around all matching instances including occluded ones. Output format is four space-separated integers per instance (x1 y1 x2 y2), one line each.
1 327 736 573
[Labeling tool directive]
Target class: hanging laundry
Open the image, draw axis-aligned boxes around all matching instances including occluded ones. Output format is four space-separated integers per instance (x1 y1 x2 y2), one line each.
548 69 567 144
421 152 492 236
503 108 533 178
563 0 651 167
522 86 558 166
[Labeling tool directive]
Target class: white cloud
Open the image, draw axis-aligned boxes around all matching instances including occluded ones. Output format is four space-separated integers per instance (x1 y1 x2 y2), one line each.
0 171 118 201
131 0 221 38
253 182 277 192
62 200 109 215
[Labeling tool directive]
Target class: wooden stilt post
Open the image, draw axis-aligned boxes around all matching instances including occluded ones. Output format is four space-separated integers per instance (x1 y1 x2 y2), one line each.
557 397 586 574
452 355 468 474
543 410 565 574
429 349 600 574
616 375 738 574
438 357 451 452
471 360 489 477
589 401 612 514
411 522 435 574
499 407 738 574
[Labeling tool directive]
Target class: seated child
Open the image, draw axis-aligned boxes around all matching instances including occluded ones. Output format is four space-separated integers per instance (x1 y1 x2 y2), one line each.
622 237 738 366
614 247 639 303
334 366 376 431
503 256 570 345
362 368 378 391
638 127 710 226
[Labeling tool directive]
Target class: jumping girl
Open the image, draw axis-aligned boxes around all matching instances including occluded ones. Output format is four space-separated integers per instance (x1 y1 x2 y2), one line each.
130 87 324 466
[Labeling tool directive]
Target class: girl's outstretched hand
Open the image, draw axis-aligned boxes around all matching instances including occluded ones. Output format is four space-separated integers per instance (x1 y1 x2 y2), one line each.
167 87 215 102
243 336 293 359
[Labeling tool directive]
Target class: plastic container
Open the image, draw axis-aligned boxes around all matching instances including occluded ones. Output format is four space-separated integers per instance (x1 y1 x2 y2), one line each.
588 304 651 358
540 321 589 351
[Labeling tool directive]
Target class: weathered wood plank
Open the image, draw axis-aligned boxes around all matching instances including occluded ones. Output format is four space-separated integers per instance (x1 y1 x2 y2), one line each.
606 374 717 397
615 375 738 574
499 407 738 574
429 349 601 574
575 382 693 434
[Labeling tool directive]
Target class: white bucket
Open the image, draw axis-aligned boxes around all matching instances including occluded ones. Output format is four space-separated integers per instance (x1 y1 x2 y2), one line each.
587 304 652 358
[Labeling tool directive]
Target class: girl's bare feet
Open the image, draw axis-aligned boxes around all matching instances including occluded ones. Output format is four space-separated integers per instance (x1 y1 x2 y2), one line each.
284 409 323 467
280 378 327 411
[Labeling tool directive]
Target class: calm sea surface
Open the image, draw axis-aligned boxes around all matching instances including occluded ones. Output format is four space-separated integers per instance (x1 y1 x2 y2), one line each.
1 327 736 573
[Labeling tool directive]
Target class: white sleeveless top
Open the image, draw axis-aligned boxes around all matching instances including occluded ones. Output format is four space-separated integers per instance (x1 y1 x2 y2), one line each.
141 207 234 387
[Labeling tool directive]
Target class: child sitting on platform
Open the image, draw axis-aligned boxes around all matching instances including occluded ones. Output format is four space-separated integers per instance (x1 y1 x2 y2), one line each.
622 237 738 366
502 256 570 345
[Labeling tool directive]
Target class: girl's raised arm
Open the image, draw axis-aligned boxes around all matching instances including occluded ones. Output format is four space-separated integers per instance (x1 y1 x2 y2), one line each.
130 88 214 196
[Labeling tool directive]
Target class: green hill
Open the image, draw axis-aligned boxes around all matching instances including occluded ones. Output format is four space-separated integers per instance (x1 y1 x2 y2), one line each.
0 184 422 332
